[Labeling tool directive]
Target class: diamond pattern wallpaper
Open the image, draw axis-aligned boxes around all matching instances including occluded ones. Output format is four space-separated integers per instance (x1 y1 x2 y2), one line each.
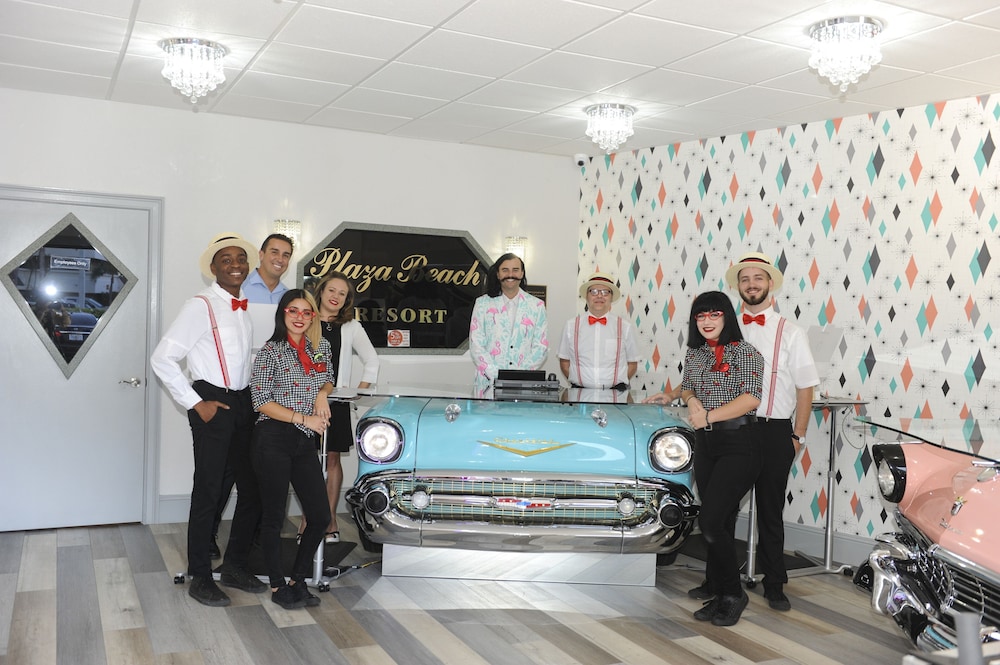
578 93 1000 539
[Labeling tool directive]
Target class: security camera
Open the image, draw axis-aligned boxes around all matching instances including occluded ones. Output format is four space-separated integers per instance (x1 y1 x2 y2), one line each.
574 154 588 167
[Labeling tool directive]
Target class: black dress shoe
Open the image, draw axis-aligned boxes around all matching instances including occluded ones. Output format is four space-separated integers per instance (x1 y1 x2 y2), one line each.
687 581 714 600
218 563 267 594
693 596 721 621
188 576 231 607
271 584 307 610
209 536 221 560
711 591 749 627
764 587 791 611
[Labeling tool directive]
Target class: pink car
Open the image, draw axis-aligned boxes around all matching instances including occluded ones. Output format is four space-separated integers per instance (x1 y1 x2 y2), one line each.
854 429 1000 651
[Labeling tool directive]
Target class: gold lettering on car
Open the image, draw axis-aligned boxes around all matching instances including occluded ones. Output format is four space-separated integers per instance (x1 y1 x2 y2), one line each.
477 438 575 457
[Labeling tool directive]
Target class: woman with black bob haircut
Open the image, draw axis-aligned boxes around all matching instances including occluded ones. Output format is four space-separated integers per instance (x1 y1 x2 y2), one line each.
646 290 764 627
250 288 333 610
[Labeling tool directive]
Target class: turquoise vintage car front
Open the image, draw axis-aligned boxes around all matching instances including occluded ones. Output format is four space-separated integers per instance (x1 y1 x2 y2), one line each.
346 391 699 554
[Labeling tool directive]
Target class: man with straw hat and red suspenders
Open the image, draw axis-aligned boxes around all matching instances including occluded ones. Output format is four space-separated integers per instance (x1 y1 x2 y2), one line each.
700 251 819 611
151 233 268 606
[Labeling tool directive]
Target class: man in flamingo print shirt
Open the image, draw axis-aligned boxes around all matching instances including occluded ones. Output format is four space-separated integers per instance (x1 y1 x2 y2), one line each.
469 252 548 382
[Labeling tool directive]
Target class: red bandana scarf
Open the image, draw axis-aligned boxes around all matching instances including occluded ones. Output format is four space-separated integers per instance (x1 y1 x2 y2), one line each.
705 339 731 372
287 334 326 375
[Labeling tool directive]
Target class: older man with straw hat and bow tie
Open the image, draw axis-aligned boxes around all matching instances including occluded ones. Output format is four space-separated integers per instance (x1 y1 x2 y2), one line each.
557 271 641 391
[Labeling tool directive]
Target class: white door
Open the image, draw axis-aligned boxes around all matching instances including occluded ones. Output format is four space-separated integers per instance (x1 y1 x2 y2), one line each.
0 186 160 531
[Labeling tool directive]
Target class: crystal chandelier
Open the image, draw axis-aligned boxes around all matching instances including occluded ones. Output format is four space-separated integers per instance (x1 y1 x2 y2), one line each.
584 103 636 153
158 38 228 104
808 17 883 93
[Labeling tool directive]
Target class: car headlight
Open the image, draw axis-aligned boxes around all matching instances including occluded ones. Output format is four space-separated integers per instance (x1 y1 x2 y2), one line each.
357 419 403 463
649 430 693 472
873 443 906 503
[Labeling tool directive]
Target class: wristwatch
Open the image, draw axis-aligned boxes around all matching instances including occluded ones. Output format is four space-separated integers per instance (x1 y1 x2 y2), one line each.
791 433 805 444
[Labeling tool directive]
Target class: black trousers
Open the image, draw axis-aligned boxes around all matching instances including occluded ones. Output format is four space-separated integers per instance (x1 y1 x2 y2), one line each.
186 382 261 578
251 419 331 588
754 418 797 589
694 424 762 597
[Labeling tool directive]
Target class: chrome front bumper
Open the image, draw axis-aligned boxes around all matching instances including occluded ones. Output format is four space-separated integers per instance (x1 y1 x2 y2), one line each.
346 470 699 554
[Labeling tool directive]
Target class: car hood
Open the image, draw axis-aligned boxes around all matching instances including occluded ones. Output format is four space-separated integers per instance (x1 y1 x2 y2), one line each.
900 444 1000 571
413 398 636 476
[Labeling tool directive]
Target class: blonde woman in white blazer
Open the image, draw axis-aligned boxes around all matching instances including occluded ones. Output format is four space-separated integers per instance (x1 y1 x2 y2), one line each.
304 271 379 543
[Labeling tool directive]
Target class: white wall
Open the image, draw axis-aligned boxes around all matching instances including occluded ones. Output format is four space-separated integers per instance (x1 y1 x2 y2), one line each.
0 88 579 518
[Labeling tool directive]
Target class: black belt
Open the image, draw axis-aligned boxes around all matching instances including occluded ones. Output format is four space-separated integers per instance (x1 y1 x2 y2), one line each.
758 417 791 424
706 415 757 431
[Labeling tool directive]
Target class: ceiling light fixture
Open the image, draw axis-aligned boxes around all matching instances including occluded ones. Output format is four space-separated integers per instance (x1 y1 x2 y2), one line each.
807 16 883 93
158 37 228 104
584 103 636 153
273 219 302 248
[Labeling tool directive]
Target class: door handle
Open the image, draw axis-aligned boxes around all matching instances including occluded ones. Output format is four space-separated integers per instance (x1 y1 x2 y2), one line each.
119 378 142 387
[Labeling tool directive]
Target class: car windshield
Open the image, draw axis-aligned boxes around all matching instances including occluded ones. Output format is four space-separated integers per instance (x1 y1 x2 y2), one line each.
332 382 655 406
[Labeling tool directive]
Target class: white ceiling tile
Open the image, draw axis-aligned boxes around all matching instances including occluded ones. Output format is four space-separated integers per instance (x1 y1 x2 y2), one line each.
15 0 133 18
331 87 448 117
636 0 826 35
444 0 619 48
462 79 584 112
228 71 350 106
603 69 744 107
0 62 109 98
670 37 807 84
420 101 532 127
387 117 491 141
564 14 732 66
277 5 431 59
307 106 412 133
466 129 567 151
938 54 1000 89
134 0 297 40
303 0 472 25
881 23 1000 73
397 30 547 78
886 0 1000 21
4 0 1000 156
364 62 492 98
0 1 127 51
509 51 650 91
0 35 119 76
252 42 383 84
213 93 323 123
687 85 825 117
845 73 1000 110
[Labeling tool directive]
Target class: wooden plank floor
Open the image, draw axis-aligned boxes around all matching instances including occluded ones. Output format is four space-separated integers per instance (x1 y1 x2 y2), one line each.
0 518 917 665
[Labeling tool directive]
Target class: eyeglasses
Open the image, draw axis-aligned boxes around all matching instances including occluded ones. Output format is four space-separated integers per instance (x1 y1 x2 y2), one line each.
284 307 316 319
694 311 724 322
588 288 612 296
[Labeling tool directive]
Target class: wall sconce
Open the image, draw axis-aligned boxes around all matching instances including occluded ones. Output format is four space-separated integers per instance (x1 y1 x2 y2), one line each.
273 219 302 248
504 235 527 260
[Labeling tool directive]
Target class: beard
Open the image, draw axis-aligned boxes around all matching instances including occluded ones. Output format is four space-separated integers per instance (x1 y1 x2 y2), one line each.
740 286 769 307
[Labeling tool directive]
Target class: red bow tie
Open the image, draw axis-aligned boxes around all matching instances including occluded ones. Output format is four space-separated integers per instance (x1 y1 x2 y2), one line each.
232 298 248 311
588 315 607 326
743 313 765 325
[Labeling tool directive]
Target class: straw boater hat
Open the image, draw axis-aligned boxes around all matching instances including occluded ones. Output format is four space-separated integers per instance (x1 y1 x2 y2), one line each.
199 232 258 280
724 252 783 292
579 271 621 302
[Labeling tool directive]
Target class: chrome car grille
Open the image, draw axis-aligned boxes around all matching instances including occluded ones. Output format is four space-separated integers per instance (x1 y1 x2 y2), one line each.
899 516 1000 636
389 476 672 527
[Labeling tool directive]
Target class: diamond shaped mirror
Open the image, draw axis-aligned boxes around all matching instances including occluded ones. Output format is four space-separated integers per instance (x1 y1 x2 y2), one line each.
1 213 136 378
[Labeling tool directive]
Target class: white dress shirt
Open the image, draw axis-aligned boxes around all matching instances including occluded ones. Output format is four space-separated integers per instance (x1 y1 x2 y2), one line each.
738 305 819 418
557 313 640 389
151 283 254 409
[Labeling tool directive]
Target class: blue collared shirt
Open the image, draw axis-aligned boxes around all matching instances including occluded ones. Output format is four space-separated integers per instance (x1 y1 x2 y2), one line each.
243 268 289 304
